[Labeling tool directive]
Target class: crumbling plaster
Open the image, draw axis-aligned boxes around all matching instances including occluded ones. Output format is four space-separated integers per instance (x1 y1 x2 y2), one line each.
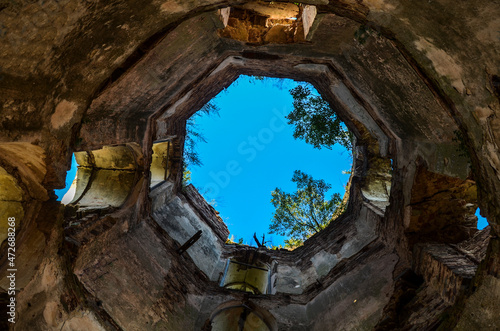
0 0 499 330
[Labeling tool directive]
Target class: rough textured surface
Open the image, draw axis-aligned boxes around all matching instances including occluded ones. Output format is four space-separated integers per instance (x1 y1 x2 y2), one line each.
183 184 229 243
413 243 477 304
407 165 478 245
0 0 499 330
454 275 500 331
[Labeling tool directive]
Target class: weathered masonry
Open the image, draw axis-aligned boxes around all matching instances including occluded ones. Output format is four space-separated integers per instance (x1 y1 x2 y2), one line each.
0 1 499 330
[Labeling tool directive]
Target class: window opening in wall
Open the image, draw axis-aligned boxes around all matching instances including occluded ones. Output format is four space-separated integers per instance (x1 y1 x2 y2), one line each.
55 154 77 204
220 258 271 294
57 145 140 209
207 301 276 331
151 141 173 188
476 208 489 230
184 76 353 249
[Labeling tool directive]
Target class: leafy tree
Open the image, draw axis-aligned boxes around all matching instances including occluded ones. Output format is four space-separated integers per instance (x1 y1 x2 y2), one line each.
182 102 219 186
287 85 352 150
182 168 192 187
184 102 219 168
269 170 345 248
245 75 290 90
281 237 303 250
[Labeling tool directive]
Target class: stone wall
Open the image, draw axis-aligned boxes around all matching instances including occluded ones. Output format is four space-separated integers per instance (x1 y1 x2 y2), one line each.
0 0 499 330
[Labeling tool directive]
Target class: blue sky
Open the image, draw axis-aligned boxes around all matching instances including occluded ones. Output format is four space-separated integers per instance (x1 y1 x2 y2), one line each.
55 75 489 244
55 154 77 201
477 210 488 229
189 76 353 246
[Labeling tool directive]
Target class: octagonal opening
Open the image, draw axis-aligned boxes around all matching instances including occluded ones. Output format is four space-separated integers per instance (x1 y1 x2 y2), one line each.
182 76 353 248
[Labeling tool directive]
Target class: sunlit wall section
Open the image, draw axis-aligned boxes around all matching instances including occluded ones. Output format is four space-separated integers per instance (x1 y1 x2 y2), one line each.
66 144 142 209
150 141 172 187
220 251 276 295
0 142 47 245
0 166 24 244
221 258 270 294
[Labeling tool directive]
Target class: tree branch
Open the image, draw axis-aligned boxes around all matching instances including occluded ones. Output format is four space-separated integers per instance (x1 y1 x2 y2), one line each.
253 232 264 247
307 199 323 233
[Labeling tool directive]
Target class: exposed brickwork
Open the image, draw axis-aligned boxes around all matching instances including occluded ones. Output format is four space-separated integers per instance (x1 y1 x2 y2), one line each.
183 184 229 243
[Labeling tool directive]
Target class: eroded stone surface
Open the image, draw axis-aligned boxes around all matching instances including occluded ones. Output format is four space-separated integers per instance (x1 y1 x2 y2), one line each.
0 0 499 330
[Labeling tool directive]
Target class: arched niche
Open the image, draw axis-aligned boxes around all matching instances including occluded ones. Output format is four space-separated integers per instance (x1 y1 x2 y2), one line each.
205 300 277 331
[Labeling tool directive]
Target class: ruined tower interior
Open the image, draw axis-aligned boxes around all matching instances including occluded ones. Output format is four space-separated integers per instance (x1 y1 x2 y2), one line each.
0 1 500 330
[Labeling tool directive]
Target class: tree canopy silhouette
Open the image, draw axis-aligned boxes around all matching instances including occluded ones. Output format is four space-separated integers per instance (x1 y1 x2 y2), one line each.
287 85 352 150
269 170 345 248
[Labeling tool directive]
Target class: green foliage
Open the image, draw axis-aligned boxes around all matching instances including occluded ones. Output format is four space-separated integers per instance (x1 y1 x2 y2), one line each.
287 85 352 150
245 75 288 90
268 170 345 245
182 102 219 188
226 234 244 245
182 167 192 187
283 238 303 249
184 102 220 168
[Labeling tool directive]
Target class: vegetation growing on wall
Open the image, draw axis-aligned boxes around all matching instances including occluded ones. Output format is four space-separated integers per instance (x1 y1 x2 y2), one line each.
183 102 219 187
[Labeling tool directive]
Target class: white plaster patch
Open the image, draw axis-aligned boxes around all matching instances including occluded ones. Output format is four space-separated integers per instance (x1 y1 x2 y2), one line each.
276 264 303 294
209 56 247 77
218 7 230 27
311 250 339 278
300 264 320 289
61 177 77 204
51 100 78 129
339 241 353 259
164 90 193 117
302 5 317 38
414 38 465 94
